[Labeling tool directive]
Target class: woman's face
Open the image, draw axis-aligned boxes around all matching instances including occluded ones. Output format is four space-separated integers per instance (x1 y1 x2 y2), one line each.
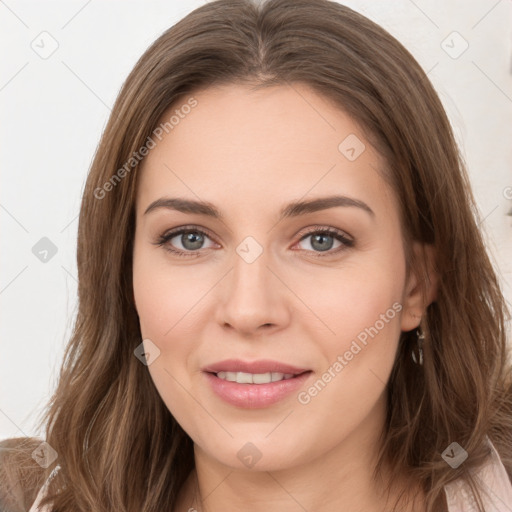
132 83 425 472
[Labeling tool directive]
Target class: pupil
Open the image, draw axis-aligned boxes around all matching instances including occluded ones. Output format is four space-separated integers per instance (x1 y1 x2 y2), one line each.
312 234 333 252
184 232 203 249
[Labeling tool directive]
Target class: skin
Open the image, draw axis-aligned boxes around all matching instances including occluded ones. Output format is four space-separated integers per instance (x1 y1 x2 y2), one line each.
132 83 437 512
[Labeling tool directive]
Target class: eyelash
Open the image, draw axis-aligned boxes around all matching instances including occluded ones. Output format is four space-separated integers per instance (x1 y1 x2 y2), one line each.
153 224 354 258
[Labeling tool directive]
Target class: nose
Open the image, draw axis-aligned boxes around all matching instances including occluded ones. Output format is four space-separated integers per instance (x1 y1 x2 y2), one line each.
214 246 291 336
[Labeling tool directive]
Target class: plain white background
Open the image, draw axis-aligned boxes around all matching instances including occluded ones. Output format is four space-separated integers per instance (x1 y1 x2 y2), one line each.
1 0 511 440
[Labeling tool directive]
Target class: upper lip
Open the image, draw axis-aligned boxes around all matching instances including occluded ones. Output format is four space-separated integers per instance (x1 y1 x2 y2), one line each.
202 359 311 375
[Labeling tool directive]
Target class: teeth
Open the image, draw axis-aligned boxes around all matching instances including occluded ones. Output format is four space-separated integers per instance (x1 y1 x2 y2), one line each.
216 371 295 384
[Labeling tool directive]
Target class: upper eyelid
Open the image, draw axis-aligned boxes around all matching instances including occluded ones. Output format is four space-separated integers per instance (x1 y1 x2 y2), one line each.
162 225 217 243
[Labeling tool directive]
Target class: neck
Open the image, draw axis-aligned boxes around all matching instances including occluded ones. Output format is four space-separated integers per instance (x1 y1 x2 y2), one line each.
185 454 425 512
174 396 426 512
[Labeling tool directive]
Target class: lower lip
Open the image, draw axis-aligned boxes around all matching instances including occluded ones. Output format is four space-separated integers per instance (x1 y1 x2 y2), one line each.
203 371 313 409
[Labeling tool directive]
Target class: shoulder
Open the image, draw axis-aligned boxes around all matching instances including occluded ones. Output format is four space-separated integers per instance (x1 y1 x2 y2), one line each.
0 437 53 512
443 436 512 511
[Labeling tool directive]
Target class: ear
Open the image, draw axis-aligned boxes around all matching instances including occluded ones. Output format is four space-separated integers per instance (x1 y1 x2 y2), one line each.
400 242 438 332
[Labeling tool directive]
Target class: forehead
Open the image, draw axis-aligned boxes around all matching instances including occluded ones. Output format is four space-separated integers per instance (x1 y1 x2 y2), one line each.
135 83 394 219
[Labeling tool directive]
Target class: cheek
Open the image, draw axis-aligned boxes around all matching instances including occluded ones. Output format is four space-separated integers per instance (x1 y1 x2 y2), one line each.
132 247 203 434
335 271 403 337
294 269 405 438
297 254 405 344
132 242 206 337
296 243 406 392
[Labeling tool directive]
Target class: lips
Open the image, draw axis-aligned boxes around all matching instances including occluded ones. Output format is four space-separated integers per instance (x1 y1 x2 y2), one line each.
204 369 313 408
201 359 310 376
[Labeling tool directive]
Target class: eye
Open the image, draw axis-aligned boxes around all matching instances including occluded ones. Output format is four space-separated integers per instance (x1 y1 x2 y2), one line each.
153 225 217 257
294 226 354 257
153 225 354 258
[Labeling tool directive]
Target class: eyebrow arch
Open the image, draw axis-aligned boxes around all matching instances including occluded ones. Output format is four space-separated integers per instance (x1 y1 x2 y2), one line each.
143 195 375 220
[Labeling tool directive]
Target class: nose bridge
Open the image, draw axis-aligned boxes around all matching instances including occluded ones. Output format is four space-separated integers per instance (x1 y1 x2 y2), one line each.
230 236 273 303
217 234 288 332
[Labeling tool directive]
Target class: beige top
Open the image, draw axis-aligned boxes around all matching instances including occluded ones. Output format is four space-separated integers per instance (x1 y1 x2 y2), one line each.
443 437 512 511
29 438 512 511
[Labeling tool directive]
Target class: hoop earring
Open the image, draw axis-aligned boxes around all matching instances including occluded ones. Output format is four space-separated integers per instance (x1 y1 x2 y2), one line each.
412 327 424 365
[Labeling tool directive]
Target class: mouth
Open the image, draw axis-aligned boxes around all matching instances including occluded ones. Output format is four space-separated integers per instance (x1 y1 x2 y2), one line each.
201 358 311 376
208 370 311 384
202 361 313 409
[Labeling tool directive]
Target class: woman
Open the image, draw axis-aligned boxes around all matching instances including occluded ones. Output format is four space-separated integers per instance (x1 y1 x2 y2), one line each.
2 0 511 511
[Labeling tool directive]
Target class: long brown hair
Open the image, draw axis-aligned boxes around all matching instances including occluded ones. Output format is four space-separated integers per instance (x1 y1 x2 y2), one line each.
2 1 511 511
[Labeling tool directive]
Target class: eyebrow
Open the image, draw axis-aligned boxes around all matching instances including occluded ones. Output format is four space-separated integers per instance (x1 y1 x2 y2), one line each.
143 195 375 220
